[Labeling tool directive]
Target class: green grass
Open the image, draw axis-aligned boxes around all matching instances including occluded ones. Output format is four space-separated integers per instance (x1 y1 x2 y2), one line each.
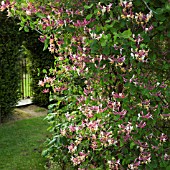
0 116 49 170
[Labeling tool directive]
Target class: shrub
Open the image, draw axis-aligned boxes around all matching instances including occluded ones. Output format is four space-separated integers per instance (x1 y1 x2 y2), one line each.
0 11 23 122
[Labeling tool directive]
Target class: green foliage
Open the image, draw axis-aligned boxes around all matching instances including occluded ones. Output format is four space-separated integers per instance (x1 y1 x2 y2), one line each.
0 11 23 122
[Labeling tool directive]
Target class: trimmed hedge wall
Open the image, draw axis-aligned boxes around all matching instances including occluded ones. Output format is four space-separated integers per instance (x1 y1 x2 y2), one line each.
0 12 23 122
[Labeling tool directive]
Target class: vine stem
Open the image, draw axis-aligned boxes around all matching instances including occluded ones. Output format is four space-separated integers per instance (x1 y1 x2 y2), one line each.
142 0 157 14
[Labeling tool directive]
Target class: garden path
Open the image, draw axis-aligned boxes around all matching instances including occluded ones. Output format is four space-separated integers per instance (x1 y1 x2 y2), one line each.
5 102 48 123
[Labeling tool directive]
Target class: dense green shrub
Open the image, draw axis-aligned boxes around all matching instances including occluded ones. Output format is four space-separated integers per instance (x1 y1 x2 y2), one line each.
0 11 23 122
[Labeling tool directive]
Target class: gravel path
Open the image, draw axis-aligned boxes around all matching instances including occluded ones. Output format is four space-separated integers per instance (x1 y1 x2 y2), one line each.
3 105 48 123
16 105 48 117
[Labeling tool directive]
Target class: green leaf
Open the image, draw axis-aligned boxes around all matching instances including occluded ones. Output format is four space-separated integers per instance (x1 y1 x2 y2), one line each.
24 26 29 32
36 12 45 18
167 31 170 38
19 27 23 31
105 20 111 23
121 29 132 38
42 150 48 157
43 38 49 51
86 14 93 20
30 22 35 29
103 46 110 55
130 142 135 149
43 69 47 74
66 26 75 33
114 34 118 42
166 166 170 170
84 4 93 9
101 40 106 47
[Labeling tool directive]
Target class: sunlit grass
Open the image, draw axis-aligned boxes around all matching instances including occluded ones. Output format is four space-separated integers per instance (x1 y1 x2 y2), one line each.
0 116 49 170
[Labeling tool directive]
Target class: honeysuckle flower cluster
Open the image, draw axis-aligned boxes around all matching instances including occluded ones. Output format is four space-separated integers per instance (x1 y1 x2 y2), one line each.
2 0 169 169
0 0 11 11
96 2 113 15
120 1 153 26
71 151 89 166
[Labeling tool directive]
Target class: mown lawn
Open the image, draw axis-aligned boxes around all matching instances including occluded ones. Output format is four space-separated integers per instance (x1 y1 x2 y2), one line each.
0 116 49 170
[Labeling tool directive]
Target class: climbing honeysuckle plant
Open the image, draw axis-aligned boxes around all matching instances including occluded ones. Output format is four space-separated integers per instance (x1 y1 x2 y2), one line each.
1 0 170 169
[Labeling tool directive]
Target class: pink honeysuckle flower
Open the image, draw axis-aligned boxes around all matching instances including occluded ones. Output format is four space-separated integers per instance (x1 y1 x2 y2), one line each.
65 112 74 121
113 110 127 116
53 86 67 92
117 56 125 63
151 145 159 150
75 9 81 15
106 3 112 12
91 141 98 150
38 35 46 43
26 9 32 15
112 92 125 99
83 88 93 96
123 134 131 142
107 101 116 109
71 156 81 165
68 144 77 153
86 120 100 131
162 105 169 109
86 112 94 118
38 80 45 87
43 76 55 84
1 1 5 6
160 82 167 88
164 153 170 160
108 159 120 170
108 138 117 145
57 40 64 45
43 89 49 93
128 160 141 170
60 129 66 136
136 140 149 149
77 96 86 104
141 111 153 119
90 106 99 112
79 151 87 157
142 99 150 105
133 160 141 167
159 133 168 143
137 121 146 128
154 91 162 96
138 152 151 164
91 134 97 140
48 43 55 53
57 19 64 26
0 0 11 11
83 18 90 25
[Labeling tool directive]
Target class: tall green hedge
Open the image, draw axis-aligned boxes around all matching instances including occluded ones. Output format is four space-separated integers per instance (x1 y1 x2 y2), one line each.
0 12 23 122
